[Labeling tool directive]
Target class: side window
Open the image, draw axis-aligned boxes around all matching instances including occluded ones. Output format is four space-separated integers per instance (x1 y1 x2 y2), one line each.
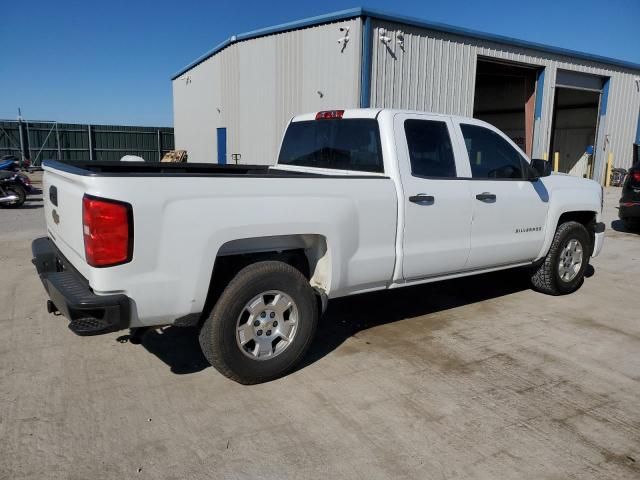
404 120 457 178
460 124 526 179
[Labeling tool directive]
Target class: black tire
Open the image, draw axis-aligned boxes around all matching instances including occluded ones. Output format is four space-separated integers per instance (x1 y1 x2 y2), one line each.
0 184 26 208
530 221 591 295
622 218 640 232
199 261 318 384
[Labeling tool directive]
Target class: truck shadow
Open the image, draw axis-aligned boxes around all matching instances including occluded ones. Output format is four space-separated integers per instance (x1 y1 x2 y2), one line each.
135 267 540 376
131 326 209 374
296 268 533 372
16 203 44 210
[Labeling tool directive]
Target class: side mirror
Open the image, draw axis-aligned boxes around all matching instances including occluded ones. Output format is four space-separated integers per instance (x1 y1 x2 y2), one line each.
531 158 552 178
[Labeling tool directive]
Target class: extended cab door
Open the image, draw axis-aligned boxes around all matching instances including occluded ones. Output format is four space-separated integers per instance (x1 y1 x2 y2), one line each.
451 119 549 269
394 113 473 280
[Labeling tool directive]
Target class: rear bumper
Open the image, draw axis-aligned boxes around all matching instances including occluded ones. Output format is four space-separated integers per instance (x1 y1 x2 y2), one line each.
619 202 640 219
31 237 131 335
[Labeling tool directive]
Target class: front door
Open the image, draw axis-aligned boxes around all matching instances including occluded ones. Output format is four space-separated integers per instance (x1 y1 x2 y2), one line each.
453 119 549 269
395 113 473 280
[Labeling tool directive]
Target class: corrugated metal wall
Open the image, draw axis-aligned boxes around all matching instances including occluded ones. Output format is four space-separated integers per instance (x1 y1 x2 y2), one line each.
92 125 174 162
172 19 362 165
0 121 174 163
369 20 640 173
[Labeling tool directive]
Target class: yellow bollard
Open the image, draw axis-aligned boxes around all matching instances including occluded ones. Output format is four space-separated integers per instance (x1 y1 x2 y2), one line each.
543 152 548 161
553 152 559 172
605 152 613 187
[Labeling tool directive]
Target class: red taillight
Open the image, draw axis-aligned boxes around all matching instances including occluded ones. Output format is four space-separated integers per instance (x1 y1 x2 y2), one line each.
631 171 640 182
315 110 344 120
82 195 133 267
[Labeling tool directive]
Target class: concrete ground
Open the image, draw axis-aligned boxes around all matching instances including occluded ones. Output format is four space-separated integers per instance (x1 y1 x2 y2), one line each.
1 179 639 480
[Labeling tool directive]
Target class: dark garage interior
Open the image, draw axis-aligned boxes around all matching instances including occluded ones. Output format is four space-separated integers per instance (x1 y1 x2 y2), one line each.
549 87 600 177
473 58 538 157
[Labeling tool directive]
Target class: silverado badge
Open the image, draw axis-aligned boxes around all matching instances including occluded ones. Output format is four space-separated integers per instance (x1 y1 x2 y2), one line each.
515 226 541 233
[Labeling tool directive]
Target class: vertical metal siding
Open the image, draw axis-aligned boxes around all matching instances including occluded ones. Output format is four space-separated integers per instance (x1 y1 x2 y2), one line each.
370 20 640 172
172 19 362 165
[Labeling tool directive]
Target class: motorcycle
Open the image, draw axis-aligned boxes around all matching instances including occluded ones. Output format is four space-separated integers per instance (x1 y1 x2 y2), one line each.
13 171 35 194
0 171 27 208
610 168 627 188
0 155 31 172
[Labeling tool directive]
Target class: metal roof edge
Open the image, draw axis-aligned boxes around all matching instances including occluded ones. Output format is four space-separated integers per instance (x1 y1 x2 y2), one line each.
172 37 233 80
171 7 364 79
171 6 640 80
361 7 640 72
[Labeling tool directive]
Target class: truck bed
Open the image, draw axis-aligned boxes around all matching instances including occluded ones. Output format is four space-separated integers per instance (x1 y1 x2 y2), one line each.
43 160 361 178
42 158 398 326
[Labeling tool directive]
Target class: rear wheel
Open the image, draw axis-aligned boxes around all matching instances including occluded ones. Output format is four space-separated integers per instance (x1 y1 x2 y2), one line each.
199 261 318 384
1 184 26 208
530 221 590 295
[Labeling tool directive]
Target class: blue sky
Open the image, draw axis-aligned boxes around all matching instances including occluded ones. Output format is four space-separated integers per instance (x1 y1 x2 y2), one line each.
1 0 638 127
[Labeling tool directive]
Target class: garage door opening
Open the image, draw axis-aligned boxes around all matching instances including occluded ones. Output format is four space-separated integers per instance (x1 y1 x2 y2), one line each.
549 87 600 178
473 58 539 157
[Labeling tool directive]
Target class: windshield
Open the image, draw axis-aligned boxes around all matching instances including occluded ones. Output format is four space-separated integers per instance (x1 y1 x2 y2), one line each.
278 119 384 173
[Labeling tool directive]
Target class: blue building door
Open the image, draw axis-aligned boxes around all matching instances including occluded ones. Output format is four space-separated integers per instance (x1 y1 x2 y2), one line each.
217 128 227 165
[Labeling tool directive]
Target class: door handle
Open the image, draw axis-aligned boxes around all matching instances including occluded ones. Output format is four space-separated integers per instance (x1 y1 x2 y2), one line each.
475 192 496 202
409 193 435 205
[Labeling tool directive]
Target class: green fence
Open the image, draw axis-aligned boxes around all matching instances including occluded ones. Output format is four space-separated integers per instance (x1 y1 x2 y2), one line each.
0 120 174 164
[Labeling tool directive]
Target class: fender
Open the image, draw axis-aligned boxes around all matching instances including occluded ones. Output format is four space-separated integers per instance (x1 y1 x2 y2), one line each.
535 177 601 260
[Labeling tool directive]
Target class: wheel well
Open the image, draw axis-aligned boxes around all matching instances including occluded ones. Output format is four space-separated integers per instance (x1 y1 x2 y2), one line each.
199 235 329 325
557 210 597 252
557 211 596 228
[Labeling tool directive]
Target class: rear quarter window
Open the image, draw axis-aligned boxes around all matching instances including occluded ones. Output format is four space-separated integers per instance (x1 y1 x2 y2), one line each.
404 119 457 178
278 119 384 173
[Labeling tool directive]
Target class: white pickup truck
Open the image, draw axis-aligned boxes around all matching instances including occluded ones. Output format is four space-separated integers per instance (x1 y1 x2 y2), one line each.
33 109 605 383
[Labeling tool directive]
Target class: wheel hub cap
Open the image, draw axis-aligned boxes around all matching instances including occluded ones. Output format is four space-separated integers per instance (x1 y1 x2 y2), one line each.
558 238 583 282
236 290 298 360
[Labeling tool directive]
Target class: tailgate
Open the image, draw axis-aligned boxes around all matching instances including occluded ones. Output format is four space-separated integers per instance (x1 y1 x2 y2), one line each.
43 164 92 273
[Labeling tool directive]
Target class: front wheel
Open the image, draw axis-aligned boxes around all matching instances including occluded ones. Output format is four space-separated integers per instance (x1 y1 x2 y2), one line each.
530 221 591 295
199 261 318 384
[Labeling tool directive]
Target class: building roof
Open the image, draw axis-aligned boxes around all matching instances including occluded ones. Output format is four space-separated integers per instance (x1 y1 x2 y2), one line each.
171 7 640 80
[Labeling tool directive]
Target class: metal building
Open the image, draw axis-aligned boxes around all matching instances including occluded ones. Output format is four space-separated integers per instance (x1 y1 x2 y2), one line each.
172 7 640 183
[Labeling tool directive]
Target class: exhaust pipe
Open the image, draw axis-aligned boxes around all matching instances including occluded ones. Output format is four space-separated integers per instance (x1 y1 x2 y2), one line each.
0 194 19 204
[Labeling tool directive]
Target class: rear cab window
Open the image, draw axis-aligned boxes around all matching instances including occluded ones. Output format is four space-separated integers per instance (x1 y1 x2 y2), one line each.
404 119 457 178
278 119 384 173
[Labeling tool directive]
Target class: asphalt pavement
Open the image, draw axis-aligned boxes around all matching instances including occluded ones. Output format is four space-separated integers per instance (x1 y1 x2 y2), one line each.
1 179 638 479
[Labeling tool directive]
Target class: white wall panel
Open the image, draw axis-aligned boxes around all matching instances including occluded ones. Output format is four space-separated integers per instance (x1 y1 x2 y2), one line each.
173 19 362 165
